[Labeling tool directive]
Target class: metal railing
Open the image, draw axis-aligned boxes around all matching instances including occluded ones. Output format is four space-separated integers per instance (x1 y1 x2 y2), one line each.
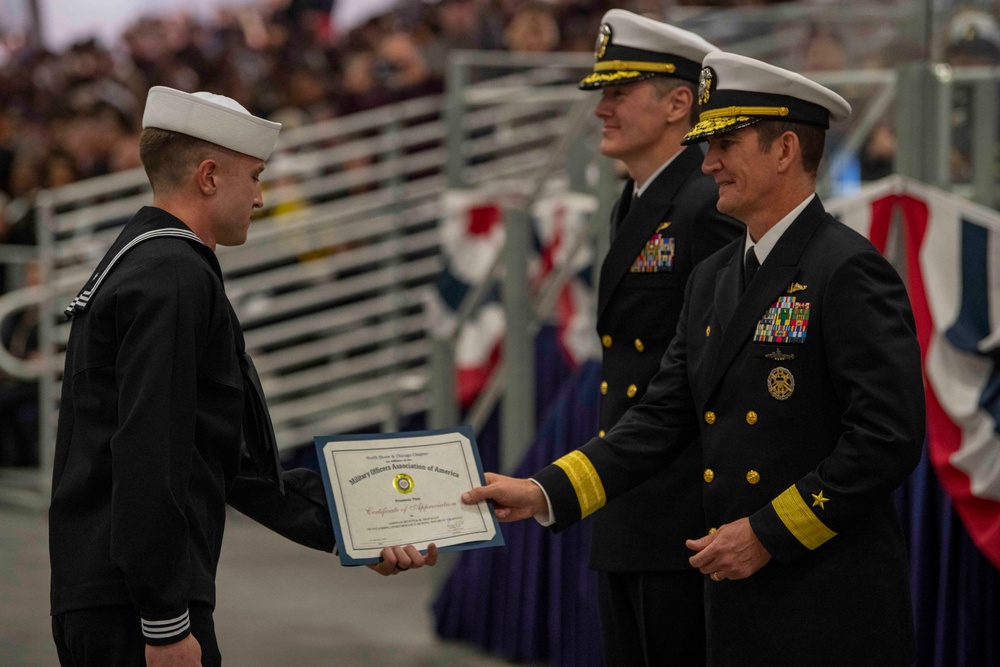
0 94 451 507
1 47 997 507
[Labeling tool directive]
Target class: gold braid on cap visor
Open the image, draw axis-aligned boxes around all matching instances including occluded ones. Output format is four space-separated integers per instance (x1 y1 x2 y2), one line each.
699 105 790 120
594 60 677 74
580 71 648 86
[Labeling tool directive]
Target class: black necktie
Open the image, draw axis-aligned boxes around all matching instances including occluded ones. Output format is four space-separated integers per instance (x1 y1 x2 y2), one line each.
744 246 760 291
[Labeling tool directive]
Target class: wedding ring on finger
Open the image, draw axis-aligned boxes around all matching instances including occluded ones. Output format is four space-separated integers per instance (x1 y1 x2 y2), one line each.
710 572 721 582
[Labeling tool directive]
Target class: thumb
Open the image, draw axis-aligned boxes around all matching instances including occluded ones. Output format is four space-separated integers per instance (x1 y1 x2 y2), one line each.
686 531 716 553
462 472 504 504
462 486 490 505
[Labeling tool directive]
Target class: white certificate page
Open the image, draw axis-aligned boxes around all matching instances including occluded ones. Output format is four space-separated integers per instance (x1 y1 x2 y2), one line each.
318 429 499 563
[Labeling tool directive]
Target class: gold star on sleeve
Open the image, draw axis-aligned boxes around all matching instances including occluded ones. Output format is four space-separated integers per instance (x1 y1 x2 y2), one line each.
811 491 829 510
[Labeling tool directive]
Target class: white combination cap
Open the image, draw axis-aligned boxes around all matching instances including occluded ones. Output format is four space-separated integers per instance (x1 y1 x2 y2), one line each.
580 9 719 89
142 86 281 160
683 51 851 144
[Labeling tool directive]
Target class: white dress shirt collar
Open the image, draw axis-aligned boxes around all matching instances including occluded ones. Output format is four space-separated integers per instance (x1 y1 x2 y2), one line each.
743 193 816 265
633 149 683 199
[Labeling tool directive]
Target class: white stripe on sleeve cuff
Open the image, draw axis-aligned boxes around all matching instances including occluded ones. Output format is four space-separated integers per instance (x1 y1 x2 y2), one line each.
141 610 191 640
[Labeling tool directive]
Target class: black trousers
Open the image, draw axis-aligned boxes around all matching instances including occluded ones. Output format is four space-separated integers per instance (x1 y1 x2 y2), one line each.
52 602 221 666
597 569 707 667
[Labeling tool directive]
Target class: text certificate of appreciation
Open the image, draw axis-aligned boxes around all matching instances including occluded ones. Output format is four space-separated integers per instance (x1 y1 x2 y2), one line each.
315 426 504 565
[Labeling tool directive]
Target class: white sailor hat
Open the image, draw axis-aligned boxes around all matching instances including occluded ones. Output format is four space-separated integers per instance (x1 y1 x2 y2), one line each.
683 52 851 144
579 10 719 90
142 86 281 160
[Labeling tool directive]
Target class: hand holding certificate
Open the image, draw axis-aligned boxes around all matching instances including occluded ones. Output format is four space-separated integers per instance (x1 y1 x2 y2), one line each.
315 426 504 565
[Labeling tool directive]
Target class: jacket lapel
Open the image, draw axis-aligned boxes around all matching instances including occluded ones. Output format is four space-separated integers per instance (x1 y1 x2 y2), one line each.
705 197 826 396
609 178 633 240
711 241 743 335
597 146 705 320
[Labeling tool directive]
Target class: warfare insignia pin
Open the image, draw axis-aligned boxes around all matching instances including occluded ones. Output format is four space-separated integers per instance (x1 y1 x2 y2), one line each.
630 232 675 272
767 366 795 400
393 473 415 494
765 348 795 361
656 221 671 232
698 67 713 105
595 23 612 59
754 296 810 344
786 282 807 294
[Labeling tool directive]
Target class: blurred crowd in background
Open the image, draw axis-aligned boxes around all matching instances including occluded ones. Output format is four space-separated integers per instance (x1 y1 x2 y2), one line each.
0 0 996 466
0 0 997 237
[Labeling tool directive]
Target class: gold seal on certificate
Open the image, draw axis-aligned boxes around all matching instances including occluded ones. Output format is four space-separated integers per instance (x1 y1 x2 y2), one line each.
314 427 504 565
393 473 415 494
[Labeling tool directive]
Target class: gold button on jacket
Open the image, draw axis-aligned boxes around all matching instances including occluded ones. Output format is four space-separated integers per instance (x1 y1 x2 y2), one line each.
601 334 613 348
634 339 644 352
746 411 758 425
598 430 605 438
703 469 715 483
600 381 608 395
746 470 761 485
626 384 637 398
705 411 716 424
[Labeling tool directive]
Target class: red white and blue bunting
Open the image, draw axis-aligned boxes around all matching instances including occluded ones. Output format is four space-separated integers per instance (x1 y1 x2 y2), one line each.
830 176 1000 570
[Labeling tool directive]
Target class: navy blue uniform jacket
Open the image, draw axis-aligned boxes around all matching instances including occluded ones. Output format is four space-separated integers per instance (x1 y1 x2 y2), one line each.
592 144 741 571
50 208 334 643
536 197 924 665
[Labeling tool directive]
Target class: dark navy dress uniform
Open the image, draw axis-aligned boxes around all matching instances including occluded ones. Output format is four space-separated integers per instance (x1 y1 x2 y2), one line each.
50 208 334 666
536 196 924 666
592 144 740 665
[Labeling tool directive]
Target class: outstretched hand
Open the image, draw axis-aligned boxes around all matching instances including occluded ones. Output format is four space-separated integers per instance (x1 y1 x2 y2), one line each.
686 517 771 582
461 472 547 522
368 543 439 576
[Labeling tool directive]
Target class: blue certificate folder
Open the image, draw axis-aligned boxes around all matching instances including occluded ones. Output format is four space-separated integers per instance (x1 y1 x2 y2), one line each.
314 426 505 566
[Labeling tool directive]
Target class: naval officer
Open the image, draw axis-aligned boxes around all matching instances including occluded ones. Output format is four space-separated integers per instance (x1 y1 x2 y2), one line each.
581 10 740 665
463 51 924 666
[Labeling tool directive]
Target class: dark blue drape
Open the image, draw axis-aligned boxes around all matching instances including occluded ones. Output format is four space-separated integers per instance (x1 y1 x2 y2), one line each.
433 326 604 665
898 446 1000 667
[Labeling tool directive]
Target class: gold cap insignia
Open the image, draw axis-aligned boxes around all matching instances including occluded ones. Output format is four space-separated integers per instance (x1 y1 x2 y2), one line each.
698 67 713 106
765 348 795 361
767 366 795 400
786 282 807 294
595 23 611 60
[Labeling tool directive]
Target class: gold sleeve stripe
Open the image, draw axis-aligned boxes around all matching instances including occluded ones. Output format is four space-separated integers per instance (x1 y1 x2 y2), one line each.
594 60 677 74
771 485 836 550
700 106 789 120
553 451 607 519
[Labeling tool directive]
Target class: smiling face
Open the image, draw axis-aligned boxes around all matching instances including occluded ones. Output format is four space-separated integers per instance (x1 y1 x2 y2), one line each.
594 79 675 167
701 125 782 232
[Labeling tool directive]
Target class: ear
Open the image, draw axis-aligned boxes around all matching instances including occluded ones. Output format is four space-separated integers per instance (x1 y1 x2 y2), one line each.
774 131 800 174
663 85 693 124
195 158 220 196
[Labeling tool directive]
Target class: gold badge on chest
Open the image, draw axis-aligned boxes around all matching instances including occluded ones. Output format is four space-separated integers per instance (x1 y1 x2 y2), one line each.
767 366 795 400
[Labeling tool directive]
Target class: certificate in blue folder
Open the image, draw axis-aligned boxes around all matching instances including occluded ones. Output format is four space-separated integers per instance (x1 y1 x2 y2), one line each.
314 426 505 566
